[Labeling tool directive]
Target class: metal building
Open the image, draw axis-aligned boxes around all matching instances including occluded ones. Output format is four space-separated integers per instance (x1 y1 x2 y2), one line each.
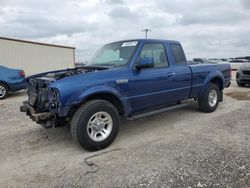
0 37 75 76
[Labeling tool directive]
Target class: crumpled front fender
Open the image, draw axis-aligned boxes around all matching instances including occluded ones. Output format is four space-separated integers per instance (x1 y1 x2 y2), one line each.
65 85 123 106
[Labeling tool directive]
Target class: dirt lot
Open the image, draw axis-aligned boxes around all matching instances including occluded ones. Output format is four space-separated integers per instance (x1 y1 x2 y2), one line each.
0 81 250 188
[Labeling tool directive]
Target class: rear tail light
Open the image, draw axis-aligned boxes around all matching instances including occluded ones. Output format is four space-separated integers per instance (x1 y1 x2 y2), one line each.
19 70 25 78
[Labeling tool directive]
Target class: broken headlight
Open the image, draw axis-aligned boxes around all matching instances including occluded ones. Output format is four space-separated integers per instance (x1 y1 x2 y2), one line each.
48 88 60 110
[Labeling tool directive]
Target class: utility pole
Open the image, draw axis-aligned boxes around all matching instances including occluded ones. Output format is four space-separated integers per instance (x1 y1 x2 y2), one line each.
141 29 151 39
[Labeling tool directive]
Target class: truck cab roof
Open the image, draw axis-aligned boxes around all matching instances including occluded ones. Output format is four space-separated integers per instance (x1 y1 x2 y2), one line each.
106 39 180 45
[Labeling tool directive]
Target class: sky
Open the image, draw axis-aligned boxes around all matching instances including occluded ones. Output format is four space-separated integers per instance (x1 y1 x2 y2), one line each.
0 0 250 61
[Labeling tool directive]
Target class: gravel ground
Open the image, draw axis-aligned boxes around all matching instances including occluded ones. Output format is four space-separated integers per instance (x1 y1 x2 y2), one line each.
0 81 250 188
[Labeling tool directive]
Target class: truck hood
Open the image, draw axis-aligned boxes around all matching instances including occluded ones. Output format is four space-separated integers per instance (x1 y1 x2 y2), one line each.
26 66 116 110
49 67 127 90
48 67 129 105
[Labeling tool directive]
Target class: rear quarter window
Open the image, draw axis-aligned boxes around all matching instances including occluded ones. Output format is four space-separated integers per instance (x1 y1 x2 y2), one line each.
170 44 187 65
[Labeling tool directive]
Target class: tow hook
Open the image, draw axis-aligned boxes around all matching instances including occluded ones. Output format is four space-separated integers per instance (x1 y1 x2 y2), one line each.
20 101 35 115
20 101 55 123
31 112 54 123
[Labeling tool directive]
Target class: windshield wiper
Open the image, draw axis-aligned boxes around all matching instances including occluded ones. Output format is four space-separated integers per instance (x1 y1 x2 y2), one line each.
90 63 117 68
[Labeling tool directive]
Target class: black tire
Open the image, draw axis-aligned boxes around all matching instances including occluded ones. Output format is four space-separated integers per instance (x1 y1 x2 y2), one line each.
71 100 120 151
0 83 9 100
198 83 220 113
237 82 245 87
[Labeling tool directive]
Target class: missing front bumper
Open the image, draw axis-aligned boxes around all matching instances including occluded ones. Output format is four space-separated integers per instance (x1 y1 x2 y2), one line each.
20 101 55 127
30 112 54 122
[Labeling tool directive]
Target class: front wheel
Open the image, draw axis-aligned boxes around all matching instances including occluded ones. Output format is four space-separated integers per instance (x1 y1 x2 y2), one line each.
198 83 220 113
71 100 120 151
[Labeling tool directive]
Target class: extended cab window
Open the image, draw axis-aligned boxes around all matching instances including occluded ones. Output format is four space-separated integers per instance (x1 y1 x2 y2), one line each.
170 44 187 65
138 44 168 68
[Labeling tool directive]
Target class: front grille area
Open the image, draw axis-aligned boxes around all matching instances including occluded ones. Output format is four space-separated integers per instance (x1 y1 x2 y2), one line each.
28 91 37 106
27 78 52 112
243 70 250 75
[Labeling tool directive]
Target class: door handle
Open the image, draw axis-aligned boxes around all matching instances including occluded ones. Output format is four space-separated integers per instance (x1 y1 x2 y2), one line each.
167 72 176 78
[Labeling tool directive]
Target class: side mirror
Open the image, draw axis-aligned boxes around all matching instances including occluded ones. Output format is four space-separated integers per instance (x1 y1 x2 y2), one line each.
135 57 154 70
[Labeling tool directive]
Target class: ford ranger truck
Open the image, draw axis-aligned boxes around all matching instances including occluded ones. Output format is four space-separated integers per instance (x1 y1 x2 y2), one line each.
20 39 231 151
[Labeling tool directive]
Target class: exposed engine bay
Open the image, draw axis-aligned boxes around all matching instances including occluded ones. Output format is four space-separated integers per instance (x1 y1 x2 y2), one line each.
29 66 107 81
20 66 108 128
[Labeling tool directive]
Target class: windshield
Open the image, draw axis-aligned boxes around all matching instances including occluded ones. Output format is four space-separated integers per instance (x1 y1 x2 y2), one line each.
88 41 138 67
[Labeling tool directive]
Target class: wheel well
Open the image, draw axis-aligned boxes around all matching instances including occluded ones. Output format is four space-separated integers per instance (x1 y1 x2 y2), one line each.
210 77 223 90
82 93 125 116
0 81 10 90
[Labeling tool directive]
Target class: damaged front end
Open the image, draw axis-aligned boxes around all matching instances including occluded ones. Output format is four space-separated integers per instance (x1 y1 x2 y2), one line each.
20 66 106 128
20 77 60 128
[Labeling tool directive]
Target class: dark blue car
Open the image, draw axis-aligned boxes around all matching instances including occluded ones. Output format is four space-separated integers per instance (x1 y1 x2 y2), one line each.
20 39 231 151
0 65 27 99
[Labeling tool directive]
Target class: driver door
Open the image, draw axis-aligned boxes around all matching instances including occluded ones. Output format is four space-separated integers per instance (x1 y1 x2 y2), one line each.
129 43 175 112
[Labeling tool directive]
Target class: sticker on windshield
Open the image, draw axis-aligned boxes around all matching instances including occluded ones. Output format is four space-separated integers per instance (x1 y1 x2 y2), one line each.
121 41 138 47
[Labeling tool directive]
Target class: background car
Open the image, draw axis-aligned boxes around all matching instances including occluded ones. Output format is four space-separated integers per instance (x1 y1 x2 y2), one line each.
208 58 229 64
193 58 212 64
236 64 250 87
228 59 249 70
0 65 27 99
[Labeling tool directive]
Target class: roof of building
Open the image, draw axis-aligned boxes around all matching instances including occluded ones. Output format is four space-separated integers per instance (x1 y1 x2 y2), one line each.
0 36 75 49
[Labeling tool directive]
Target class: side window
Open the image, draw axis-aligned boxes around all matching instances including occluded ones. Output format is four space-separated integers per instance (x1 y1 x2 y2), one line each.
170 44 187 65
138 44 168 68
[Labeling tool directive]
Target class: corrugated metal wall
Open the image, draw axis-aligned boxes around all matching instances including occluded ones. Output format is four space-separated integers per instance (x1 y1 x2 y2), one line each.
0 38 75 76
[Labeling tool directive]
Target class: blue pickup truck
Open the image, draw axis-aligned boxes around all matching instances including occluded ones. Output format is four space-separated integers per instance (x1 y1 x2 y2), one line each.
20 39 231 151
0 65 26 99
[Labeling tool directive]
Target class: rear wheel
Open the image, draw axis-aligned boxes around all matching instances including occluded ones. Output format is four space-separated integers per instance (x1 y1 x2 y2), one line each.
0 83 8 100
237 82 245 87
198 83 219 113
71 100 120 151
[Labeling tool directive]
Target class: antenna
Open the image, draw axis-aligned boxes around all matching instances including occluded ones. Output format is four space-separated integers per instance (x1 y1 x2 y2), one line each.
141 29 151 39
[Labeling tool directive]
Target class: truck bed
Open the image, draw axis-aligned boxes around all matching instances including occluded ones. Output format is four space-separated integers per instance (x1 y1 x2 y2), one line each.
189 63 231 98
